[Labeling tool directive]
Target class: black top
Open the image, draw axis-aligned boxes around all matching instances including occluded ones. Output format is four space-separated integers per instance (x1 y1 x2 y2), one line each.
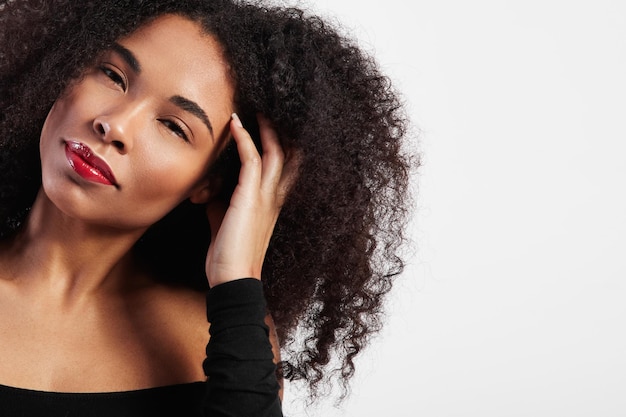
0 279 282 417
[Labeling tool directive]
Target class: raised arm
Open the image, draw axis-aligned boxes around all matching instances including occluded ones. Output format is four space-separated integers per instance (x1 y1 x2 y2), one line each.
201 114 298 416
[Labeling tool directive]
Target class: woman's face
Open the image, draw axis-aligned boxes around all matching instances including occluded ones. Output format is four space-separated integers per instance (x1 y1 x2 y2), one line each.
40 14 235 230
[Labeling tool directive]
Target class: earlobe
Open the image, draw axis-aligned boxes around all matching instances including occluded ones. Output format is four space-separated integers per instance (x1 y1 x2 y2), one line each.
189 176 222 204
189 186 212 204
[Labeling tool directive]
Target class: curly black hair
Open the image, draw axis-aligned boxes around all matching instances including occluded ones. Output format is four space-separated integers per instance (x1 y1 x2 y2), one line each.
0 0 415 399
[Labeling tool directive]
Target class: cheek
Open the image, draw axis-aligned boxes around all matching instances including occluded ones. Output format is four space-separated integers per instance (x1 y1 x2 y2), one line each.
39 102 67 181
40 101 63 146
130 146 209 207
40 93 84 146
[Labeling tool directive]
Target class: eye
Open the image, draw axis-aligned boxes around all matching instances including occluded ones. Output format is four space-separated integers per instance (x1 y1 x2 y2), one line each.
158 118 190 142
99 65 127 91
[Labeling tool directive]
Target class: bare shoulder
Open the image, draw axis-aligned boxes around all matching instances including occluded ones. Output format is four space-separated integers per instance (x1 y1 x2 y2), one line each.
122 276 209 384
147 282 207 316
134 280 208 342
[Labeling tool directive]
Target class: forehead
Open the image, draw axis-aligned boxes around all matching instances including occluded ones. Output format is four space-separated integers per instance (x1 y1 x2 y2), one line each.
121 15 224 65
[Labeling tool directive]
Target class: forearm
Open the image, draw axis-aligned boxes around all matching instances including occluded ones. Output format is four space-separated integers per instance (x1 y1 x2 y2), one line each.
203 278 282 417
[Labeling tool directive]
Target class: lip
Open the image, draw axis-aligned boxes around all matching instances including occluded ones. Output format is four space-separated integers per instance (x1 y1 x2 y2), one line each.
64 140 118 187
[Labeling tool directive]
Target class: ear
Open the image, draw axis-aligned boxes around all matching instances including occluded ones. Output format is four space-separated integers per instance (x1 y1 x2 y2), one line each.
189 176 222 204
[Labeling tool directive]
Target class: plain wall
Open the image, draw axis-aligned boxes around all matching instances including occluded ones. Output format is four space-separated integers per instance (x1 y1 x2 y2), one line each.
281 1 626 416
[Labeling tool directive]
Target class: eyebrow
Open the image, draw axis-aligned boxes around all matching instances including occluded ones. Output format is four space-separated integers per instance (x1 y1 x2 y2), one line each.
111 43 214 140
111 43 142 73
169 95 214 139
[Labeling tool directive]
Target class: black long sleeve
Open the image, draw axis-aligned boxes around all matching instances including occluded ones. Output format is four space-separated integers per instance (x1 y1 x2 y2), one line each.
203 278 282 417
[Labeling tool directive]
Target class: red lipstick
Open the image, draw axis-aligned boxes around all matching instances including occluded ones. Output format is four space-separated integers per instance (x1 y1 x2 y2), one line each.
65 141 118 187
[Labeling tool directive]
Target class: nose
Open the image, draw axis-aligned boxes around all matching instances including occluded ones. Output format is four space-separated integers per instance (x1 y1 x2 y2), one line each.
92 117 132 154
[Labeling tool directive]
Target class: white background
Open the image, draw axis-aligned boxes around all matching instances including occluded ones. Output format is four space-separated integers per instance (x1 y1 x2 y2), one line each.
280 1 626 416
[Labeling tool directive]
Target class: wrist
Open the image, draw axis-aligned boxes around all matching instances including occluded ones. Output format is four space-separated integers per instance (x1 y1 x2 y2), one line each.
207 267 261 288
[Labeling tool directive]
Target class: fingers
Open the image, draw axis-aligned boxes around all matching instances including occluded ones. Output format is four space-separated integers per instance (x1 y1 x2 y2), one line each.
230 113 300 208
256 114 285 190
230 113 262 194
278 146 302 205
255 114 301 207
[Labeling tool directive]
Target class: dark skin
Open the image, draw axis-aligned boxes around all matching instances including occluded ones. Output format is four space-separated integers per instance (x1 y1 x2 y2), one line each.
0 15 292 394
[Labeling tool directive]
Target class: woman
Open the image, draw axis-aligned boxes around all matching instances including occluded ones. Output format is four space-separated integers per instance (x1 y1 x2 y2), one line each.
0 0 413 415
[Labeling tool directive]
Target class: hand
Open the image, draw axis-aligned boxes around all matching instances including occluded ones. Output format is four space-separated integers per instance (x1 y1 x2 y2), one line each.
204 113 300 288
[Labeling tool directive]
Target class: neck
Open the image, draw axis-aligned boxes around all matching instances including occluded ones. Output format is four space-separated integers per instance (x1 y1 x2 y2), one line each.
1 190 148 303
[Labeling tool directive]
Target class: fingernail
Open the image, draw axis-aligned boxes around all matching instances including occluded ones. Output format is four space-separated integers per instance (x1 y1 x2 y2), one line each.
231 113 243 128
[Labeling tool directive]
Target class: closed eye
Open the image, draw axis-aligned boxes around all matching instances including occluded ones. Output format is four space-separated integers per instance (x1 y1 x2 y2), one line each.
158 118 190 142
99 65 127 91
